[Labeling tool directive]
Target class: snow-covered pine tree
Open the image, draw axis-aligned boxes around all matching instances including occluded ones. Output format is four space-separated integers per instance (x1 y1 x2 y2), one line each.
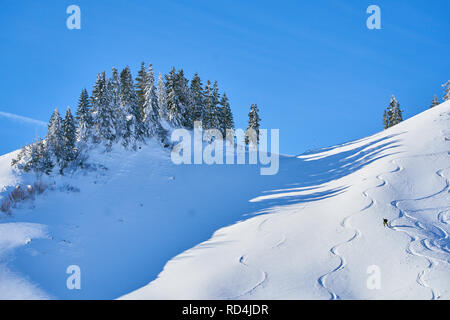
75 89 92 142
383 109 390 129
91 72 115 148
389 95 403 127
443 80 450 101
430 95 440 108
157 72 168 121
11 145 28 168
34 138 53 175
245 104 261 145
190 73 205 124
175 69 194 129
142 63 161 137
24 140 40 173
383 95 403 129
211 81 221 130
11 139 52 175
120 66 144 149
136 62 148 119
165 67 184 127
220 93 234 137
62 108 77 170
203 80 214 130
46 108 65 166
90 72 105 143
110 67 124 142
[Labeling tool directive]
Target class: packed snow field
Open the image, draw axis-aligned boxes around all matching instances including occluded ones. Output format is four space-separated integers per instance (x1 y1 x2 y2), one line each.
0 101 449 299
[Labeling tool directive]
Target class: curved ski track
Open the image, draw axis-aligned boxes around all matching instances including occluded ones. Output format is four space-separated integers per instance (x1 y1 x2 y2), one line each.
318 152 449 300
317 165 399 300
389 164 450 300
229 121 450 300
228 216 288 299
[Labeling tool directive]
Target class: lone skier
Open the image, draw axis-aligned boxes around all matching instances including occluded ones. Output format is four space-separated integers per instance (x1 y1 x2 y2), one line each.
383 218 389 228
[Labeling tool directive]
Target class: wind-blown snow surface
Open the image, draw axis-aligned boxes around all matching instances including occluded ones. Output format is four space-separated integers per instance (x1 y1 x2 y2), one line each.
1 101 449 299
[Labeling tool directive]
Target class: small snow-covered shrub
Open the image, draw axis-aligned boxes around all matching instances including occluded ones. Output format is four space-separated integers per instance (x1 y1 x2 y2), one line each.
26 184 34 194
10 186 26 202
0 196 12 213
0 181 48 214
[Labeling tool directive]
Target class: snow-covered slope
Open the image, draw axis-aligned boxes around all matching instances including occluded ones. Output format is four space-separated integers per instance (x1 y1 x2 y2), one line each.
0 101 449 299
121 101 450 300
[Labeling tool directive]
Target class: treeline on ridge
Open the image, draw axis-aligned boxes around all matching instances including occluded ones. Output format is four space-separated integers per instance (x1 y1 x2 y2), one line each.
12 63 236 175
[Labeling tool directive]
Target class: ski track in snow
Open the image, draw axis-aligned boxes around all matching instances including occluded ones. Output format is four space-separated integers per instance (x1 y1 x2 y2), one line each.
271 235 286 249
228 254 267 299
375 116 450 300
388 163 450 300
317 168 394 300
229 216 288 299
317 155 450 300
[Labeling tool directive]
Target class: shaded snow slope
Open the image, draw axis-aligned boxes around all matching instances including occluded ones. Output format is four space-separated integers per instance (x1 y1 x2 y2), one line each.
0 101 449 299
121 101 450 300
0 223 49 299
0 140 327 299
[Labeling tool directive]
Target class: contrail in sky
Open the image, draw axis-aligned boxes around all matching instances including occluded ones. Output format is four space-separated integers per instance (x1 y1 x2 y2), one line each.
0 111 47 127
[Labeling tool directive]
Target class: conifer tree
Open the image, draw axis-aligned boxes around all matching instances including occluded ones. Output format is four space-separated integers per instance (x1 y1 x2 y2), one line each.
157 72 168 121
383 110 390 129
211 81 221 130
190 73 205 123
25 140 40 173
165 67 183 127
136 62 148 117
75 89 92 142
143 63 160 137
383 95 403 129
34 138 53 175
389 96 403 127
46 108 65 164
220 93 234 136
62 108 77 168
11 145 27 168
91 72 115 147
110 67 124 141
175 69 194 129
120 66 144 148
203 80 214 129
430 95 440 108
245 104 261 145
442 80 450 101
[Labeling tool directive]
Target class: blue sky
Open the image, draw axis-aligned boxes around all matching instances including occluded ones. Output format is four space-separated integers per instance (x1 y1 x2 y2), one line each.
0 0 449 155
